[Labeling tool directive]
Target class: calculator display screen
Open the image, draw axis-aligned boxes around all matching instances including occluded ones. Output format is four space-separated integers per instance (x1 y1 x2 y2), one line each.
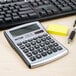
10 24 40 37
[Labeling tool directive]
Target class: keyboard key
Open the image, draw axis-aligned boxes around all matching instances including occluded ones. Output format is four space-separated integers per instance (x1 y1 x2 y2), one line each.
20 14 29 19
13 15 20 20
28 13 38 18
39 11 47 16
5 17 12 22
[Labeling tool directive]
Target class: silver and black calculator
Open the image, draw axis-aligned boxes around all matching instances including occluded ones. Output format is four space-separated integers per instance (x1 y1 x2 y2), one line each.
4 21 68 68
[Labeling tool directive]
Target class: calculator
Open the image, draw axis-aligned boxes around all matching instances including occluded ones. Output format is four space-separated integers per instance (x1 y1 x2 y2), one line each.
4 21 68 68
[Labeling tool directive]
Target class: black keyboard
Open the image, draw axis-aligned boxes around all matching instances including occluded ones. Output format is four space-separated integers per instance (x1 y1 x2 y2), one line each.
0 0 76 29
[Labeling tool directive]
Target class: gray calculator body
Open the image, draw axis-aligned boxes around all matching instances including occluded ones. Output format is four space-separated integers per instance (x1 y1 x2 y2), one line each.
4 21 68 68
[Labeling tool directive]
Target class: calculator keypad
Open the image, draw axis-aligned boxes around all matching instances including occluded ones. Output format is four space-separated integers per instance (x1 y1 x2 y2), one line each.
17 34 63 62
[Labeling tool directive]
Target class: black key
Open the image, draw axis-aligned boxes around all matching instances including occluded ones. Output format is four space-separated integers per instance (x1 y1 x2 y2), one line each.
3 7 8 11
57 46 63 50
0 15 4 18
40 43 45 47
15 5 20 9
20 4 29 8
43 46 48 50
52 9 59 14
38 48 43 53
36 39 41 43
51 47 57 52
41 52 47 57
48 44 53 48
5 14 11 17
47 49 52 54
31 2 38 7
23 49 29 53
0 19 4 24
29 47 34 51
5 17 12 22
50 39 55 43
20 14 29 19
13 9 18 13
42 0 49 4
22 41 27 44
53 43 59 46
0 12 5 15
30 56 36 61
6 10 12 14
46 36 51 40
31 41 36 45
12 13 18 16
26 52 32 57
28 13 38 18
9 7 14 10
18 11 26 15
39 11 47 16
32 50 38 55
45 9 53 15
59 6 72 12
36 54 42 59
19 45 25 49
34 45 40 49
37 1 43 6
41 37 46 41
19 7 31 11
25 43 31 47
17 42 22 46
13 15 20 20
43 34 48 37
45 40 50 45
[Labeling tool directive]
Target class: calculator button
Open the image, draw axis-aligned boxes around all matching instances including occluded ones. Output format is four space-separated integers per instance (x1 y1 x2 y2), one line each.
26 52 32 57
50 39 55 43
38 48 43 53
47 49 52 54
32 50 38 55
51 47 58 52
53 43 59 46
17 42 22 46
41 37 46 41
43 34 48 37
19 45 25 49
36 39 41 43
40 43 45 47
23 49 29 53
45 40 50 45
57 46 63 50
43 46 48 50
34 45 40 49
31 41 36 45
25 42 31 47
46 36 51 40
30 56 36 61
29 47 34 51
36 54 42 59
41 52 47 57
22 41 27 44
48 44 53 48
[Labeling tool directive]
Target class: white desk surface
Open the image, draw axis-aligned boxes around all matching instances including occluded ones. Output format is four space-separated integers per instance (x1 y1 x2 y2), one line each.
0 15 76 76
